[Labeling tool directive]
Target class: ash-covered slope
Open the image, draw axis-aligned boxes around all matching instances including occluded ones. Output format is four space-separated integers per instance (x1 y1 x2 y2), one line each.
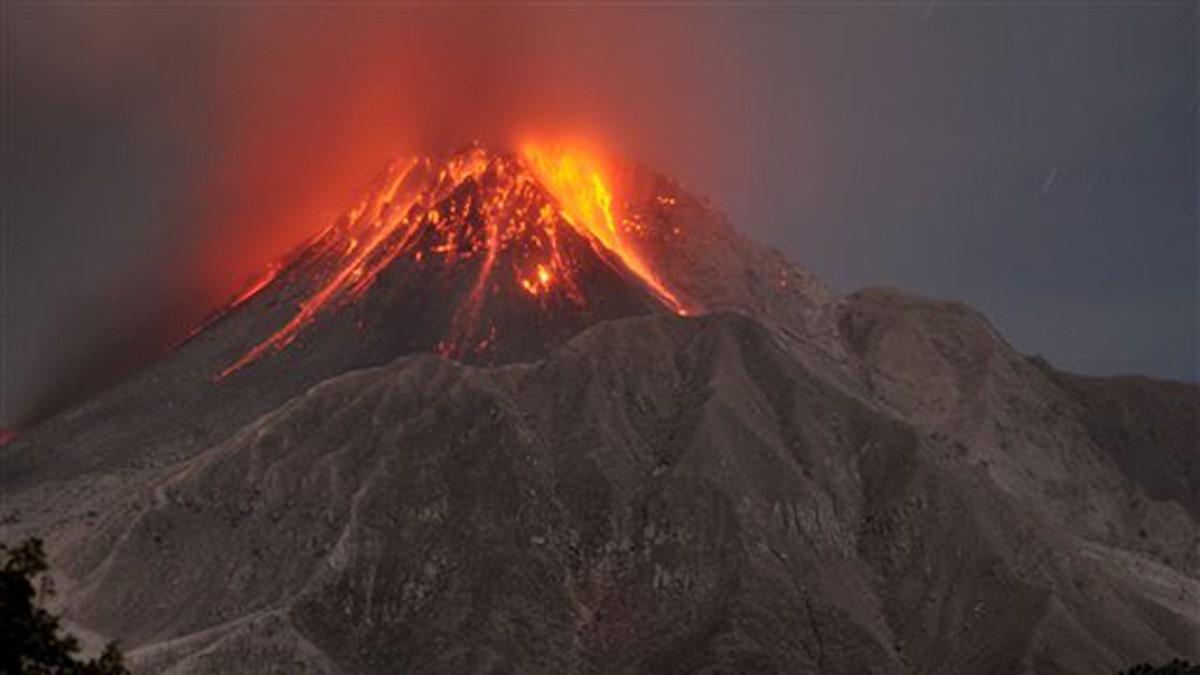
35 313 1199 674
839 288 1199 574
1 146 1196 674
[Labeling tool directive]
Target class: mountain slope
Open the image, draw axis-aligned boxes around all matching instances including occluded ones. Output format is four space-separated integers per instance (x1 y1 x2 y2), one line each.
29 312 1195 674
840 287 1198 575
0 147 1195 674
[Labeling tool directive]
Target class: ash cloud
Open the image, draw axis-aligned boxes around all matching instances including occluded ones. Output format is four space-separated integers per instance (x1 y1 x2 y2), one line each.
2 5 758 426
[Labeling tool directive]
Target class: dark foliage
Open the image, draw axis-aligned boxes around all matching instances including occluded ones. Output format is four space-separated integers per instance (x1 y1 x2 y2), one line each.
0 538 128 674
1118 660 1200 675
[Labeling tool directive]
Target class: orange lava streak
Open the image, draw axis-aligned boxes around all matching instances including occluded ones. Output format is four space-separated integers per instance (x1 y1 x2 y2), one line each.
441 170 504 358
217 144 690 377
230 263 282 308
220 158 423 377
520 143 688 315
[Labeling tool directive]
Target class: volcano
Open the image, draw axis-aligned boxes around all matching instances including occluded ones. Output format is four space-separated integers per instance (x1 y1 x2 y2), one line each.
214 143 690 380
1 144 731 486
1 144 1197 674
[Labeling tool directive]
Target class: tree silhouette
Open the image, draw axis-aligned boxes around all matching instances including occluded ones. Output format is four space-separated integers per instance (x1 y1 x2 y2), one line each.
0 538 128 674
1118 660 1200 675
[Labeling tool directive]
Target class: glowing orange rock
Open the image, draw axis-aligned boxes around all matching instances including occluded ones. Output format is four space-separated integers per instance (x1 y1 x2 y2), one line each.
218 144 690 377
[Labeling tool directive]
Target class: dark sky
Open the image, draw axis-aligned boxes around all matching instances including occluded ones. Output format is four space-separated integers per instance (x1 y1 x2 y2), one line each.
1 1 1196 428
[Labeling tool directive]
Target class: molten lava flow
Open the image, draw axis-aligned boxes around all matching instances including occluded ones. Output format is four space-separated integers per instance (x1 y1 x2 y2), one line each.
220 158 427 376
520 144 687 314
230 263 283 308
217 144 691 377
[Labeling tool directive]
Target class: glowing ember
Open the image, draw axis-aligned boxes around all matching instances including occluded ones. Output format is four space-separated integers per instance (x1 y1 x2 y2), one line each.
218 143 691 377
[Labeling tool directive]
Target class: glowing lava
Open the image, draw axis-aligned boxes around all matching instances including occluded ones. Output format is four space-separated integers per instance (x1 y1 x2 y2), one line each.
218 143 691 377
521 144 687 315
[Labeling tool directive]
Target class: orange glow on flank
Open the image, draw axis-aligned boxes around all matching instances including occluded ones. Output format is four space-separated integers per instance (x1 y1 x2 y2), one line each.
230 263 282 308
521 143 687 315
521 263 555 296
216 143 693 377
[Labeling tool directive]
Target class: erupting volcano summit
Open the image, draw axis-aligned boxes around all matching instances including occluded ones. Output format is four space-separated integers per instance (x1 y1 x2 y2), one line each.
4 139 1196 675
213 143 695 378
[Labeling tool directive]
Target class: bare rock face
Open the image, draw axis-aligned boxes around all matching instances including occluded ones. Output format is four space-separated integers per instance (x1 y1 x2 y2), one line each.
839 288 1199 576
1 148 1196 674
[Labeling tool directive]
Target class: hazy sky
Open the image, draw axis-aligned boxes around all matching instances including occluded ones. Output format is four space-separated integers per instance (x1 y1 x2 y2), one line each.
2 1 1196 427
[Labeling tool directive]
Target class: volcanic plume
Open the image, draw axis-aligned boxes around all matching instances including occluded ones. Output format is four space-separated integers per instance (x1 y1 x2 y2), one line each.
207 143 693 379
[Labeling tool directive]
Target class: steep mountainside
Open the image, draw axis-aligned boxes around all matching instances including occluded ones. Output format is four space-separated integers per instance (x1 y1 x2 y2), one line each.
0 147 1195 674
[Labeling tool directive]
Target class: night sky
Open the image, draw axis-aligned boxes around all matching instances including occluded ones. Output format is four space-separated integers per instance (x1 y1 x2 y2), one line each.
2 2 1196 428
